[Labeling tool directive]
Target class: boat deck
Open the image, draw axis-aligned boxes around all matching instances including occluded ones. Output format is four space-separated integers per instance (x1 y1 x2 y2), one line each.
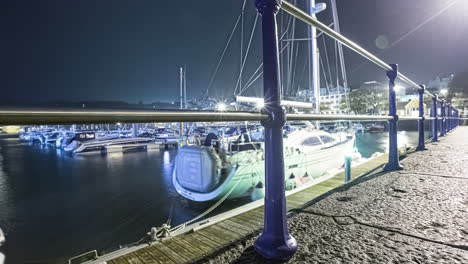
104 153 390 264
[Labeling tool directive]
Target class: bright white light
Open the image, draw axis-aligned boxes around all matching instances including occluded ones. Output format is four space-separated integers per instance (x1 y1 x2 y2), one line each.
394 85 403 92
312 3 327 14
440 89 448 95
217 103 226 111
256 100 265 109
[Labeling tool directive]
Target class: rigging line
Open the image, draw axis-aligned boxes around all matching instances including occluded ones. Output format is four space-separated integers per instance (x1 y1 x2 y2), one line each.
240 28 291 94
241 64 263 95
321 36 333 89
205 13 242 95
287 11 297 96
319 53 330 93
290 40 301 97
238 42 291 95
172 169 243 230
349 0 458 75
296 50 310 94
233 13 259 96
280 11 294 94
289 3 300 96
238 12 295 96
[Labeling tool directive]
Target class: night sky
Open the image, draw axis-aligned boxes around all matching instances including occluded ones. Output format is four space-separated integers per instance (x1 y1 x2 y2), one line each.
1 0 467 105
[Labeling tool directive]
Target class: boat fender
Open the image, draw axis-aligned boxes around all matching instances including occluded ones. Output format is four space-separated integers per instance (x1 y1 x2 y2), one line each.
250 181 265 201
285 174 297 191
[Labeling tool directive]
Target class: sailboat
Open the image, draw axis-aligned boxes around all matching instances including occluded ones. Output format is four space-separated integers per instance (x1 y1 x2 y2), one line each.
172 1 355 202
173 123 354 202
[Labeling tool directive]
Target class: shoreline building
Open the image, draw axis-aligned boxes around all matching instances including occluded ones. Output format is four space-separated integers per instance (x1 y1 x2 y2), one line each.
296 86 350 114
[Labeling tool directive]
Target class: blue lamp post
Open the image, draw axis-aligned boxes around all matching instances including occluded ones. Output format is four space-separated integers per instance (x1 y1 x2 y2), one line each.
254 0 298 260
431 95 439 142
384 64 403 171
416 85 427 151
446 104 451 133
440 100 446 137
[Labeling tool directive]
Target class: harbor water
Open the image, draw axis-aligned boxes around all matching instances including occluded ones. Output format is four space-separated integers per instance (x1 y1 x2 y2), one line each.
0 123 432 263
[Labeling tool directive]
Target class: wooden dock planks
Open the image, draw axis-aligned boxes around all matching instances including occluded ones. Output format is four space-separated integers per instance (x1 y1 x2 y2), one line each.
109 154 389 264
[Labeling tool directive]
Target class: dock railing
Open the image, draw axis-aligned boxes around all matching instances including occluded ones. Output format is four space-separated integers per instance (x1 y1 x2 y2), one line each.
0 0 464 261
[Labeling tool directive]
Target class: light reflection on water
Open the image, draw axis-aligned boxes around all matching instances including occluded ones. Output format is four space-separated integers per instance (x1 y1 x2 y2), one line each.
0 127 432 263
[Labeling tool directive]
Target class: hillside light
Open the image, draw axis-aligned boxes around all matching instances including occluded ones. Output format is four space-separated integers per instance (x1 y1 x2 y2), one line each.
440 89 448 95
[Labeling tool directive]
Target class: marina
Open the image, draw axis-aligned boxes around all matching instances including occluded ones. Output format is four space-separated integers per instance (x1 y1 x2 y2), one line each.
1 0 467 263
0 127 433 263
102 152 392 264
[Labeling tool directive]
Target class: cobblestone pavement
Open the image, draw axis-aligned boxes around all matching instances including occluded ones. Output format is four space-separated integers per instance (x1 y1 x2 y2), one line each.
197 127 468 264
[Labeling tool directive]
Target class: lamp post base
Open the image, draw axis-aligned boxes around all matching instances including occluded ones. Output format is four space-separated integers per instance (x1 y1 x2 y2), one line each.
383 163 404 171
254 233 297 260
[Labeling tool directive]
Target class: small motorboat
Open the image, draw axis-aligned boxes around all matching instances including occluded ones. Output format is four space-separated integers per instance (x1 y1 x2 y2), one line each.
366 124 385 133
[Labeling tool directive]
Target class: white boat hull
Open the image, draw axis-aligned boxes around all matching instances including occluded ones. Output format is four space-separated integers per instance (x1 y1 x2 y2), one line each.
173 135 355 202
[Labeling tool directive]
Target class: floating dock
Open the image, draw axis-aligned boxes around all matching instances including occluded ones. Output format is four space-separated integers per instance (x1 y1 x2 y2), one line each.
85 152 391 264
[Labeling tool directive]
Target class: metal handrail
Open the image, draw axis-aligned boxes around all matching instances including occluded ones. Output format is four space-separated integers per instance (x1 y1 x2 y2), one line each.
280 1 438 100
287 114 392 121
398 116 423 121
0 109 266 125
0 109 459 125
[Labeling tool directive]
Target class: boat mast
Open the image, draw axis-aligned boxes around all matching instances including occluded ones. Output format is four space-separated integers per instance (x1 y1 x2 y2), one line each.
179 67 184 110
309 0 321 114
240 0 246 94
183 66 187 109
331 0 348 93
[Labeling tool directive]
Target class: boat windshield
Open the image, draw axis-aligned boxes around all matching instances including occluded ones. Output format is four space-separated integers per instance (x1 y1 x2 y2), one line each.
302 136 321 146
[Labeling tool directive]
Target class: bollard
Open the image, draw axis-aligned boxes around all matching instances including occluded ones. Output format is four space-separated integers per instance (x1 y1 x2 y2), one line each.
384 64 403 171
416 85 427 151
432 95 439 142
440 101 446 137
344 155 352 182
254 0 298 260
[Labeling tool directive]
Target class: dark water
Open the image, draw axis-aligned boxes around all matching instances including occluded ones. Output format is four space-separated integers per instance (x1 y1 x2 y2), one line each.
0 122 433 263
0 140 198 263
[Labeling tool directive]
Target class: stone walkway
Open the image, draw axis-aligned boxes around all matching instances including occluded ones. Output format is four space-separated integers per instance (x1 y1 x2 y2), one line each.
197 127 468 264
